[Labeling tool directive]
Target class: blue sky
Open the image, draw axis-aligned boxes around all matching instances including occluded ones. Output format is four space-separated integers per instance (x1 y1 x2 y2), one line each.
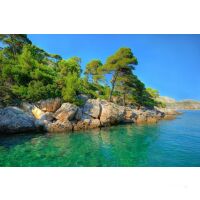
28 34 200 101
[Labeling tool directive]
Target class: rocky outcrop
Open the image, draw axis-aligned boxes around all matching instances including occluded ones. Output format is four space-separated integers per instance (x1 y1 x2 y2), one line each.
21 102 34 115
0 107 36 134
54 103 78 122
135 109 164 124
36 98 61 112
100 100 125 126
83 99 101 119
1 98 179 134
46 120 73 133
32 106 45 119
156 107 180 120
77 94 90 104
123 107 137 123
40 112 55 122
73 118 101 131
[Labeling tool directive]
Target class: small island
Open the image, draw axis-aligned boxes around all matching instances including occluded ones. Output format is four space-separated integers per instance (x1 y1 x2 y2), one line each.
0 34 200 167
0 34 180 134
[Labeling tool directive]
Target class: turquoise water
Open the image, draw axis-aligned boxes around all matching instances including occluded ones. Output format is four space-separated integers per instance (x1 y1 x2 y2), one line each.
0 110 200 167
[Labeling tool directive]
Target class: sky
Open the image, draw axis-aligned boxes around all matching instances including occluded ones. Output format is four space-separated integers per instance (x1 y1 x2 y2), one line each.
28 34 200 101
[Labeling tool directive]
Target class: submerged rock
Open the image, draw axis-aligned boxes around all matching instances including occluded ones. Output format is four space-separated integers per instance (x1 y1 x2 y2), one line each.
0 107 36 134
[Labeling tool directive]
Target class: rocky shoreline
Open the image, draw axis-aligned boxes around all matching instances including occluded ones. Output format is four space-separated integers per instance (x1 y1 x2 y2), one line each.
0 98 180 134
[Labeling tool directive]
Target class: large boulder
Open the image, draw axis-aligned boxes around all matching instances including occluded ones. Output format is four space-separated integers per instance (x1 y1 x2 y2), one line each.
36 98 61 112
0 107 36 134
73 114 101 131
21 102 34 115
54 103 78 122
40 112 55 122
135 109 164 124
74 107 83 121
123 107 138 123
32 106 45 119
135 113 147 123
45 120 73 133
83 99 101 119
77 94 90 104
100 100 125 126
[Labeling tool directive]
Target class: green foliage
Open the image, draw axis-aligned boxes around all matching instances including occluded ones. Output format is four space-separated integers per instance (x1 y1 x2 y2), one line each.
0 34 31 58
85 59 105 84
0 35 162 108
58 57 81 76
61 72 83 105
102 47 138 101
146 88 159 99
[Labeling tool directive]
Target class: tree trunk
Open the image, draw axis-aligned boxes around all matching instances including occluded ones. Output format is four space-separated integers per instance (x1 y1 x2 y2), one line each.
109 72 118 102
109 82 114 102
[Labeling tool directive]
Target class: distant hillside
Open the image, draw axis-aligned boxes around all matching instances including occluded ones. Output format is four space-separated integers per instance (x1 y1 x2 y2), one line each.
158 96 200 110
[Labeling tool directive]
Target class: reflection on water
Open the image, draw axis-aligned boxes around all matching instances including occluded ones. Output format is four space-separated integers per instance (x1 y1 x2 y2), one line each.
0 111 200 166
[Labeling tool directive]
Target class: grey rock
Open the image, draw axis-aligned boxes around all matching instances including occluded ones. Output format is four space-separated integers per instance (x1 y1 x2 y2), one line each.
46 120 73 133
0 107 36 134
40 112 54 122
83 99 101 119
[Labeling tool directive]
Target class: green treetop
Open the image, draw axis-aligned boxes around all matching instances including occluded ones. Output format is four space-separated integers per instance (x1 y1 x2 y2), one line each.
84 59 105 84
102 47 138 102
0 34 32 59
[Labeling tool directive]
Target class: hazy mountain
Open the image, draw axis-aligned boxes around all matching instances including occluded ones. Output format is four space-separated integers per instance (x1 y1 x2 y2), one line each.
158 96 200 110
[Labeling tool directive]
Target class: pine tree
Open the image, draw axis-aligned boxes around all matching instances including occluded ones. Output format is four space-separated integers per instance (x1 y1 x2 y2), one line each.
103 48 138 102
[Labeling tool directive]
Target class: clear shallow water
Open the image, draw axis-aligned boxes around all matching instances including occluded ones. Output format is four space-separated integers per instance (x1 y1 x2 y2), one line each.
0 110 200 167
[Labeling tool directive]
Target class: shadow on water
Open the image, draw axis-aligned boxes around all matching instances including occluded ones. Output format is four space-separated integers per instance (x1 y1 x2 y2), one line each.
0 132 44 148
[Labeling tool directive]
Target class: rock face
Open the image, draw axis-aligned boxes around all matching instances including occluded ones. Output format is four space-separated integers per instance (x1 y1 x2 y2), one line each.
40 112 54 122
54 103 78 122
21 102 34 115
77 94 90 104
123 107 137 123
32 106 45 119
1 98 178 134
36 98 61 112
135 109 164 124
156 107 180 120
0 107 36 134
73 118 101 131
46 120 73 133
100 101 125 126
83 99 101 119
